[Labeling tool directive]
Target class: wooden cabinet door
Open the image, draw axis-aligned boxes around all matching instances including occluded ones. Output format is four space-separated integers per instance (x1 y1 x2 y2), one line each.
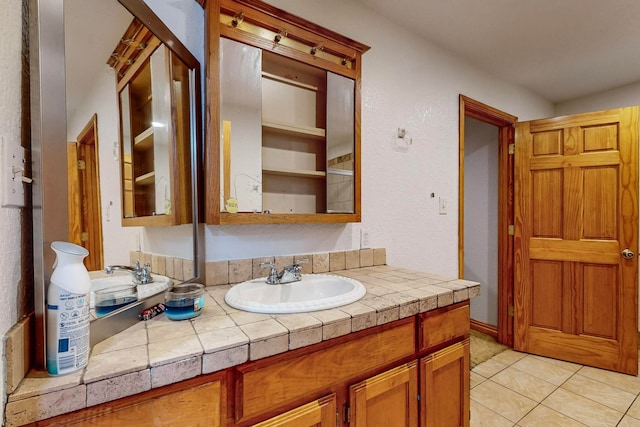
252 394 336 427
421 339 470 427
349 361 418 427
41 378 224 426
514 107 639 374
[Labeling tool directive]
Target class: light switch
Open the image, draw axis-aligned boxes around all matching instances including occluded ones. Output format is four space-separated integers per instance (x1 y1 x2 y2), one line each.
438 197 447 215
2 137 27 208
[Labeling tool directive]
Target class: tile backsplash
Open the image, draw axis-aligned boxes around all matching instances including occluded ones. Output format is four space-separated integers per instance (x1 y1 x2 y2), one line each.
205 248 386 286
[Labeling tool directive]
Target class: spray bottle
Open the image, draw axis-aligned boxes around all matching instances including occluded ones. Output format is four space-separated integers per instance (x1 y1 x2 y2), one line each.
46 241 91 375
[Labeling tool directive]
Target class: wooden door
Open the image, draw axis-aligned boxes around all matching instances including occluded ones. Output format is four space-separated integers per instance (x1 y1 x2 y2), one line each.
67 114 104 271
421 339 470 427
350 361 418 427
253 394 336 427
514 107 638 374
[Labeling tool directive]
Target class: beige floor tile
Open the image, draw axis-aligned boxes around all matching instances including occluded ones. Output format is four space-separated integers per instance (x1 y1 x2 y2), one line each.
490 349 527 367
530 354 582 372
627 396 640 419
470 380 537 423
471 371 486 389
517 405 587 427
470 399 514 427
472 358 509 378
619 415 640 427
491 366 557 402
578 365 640 395
542 388 623 427
511 355 575 386
561 373 636 413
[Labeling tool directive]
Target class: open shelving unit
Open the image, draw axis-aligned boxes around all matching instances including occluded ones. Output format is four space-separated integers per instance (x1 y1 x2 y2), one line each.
260 50 327 214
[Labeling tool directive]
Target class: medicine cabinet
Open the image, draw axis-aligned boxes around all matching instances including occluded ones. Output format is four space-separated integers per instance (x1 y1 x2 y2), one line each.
206 0 369 225
115 20 193 226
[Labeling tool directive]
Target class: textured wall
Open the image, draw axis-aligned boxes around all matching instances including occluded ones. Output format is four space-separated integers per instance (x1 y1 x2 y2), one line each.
206 0 554 277
555 80 640 117
0 1 26 423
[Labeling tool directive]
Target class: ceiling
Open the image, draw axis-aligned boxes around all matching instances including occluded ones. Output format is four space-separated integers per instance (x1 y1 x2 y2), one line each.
355 0 640 104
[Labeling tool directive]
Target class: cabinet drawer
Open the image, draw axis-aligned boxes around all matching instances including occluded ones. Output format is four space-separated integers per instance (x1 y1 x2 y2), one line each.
236 318 416 423
420 303 469 351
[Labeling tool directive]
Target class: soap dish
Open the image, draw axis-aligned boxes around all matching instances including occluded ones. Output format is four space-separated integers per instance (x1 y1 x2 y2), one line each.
164 283 206 321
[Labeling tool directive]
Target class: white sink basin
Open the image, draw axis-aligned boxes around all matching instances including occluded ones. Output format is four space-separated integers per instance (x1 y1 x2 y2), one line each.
224 274 366 314
89 274 172 309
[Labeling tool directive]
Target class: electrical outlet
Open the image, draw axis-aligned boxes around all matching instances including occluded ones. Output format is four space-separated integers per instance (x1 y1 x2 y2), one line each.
360 228 370 248
439 197 447 215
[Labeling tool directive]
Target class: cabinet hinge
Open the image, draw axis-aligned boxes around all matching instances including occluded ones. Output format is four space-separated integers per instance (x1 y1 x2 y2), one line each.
343 403 350 423
508 225 515 236
80 231 89 242
77 159 86 170
508 143 515 154
508 305 514 317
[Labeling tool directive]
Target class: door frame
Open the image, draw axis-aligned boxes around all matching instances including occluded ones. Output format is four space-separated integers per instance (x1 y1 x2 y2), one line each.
67 114 104 270
458 95 517 346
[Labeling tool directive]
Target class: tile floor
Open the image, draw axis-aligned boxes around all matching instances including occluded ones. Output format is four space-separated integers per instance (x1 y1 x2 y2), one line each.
471 350 640 426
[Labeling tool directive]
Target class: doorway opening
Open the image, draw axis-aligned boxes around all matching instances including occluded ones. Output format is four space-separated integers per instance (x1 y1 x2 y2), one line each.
458 95 516 346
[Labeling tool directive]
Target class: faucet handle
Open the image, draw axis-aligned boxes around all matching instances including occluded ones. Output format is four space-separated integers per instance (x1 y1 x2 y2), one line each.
259 262 278 285
138 263 153 284
132 260 141 271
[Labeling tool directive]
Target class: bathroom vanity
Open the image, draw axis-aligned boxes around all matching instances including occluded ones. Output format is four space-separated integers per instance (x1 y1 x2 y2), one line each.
8 263 476 427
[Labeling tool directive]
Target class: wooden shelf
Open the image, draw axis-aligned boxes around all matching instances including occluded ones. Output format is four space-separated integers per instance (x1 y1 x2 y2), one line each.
262 120 325 139
261 71 319 91
135 171 155 185
134 126 154 150
263 168 326 179
327 168 353 177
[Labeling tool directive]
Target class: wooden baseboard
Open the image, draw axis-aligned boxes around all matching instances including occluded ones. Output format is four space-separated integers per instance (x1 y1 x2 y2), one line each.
470 319 498 339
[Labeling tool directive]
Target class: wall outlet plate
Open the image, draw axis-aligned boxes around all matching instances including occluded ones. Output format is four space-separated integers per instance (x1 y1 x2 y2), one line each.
360 228 370 248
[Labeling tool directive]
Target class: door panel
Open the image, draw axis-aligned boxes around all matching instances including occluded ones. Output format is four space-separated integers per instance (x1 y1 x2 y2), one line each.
514 106 638 375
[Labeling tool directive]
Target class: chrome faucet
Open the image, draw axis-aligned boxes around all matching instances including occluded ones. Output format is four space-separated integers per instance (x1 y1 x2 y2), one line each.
260 259 308 285
105 260 154 285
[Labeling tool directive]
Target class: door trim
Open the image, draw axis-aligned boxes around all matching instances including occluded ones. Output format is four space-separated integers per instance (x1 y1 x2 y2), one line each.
459 95 517 346
68 114 104 271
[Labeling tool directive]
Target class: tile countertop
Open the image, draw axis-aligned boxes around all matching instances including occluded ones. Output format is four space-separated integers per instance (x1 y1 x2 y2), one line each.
5 265 480 426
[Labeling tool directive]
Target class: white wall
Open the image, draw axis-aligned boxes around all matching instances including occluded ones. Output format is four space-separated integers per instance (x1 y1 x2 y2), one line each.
555 81 640 116
206 0 554 275
0 2 24 423
464 118 499 326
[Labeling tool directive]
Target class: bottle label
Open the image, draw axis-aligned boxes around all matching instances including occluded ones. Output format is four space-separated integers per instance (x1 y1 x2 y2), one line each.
49 292 90 375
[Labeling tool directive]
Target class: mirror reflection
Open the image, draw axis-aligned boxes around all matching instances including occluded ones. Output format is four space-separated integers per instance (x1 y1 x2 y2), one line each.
64 0 199 318
219 37 356 214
